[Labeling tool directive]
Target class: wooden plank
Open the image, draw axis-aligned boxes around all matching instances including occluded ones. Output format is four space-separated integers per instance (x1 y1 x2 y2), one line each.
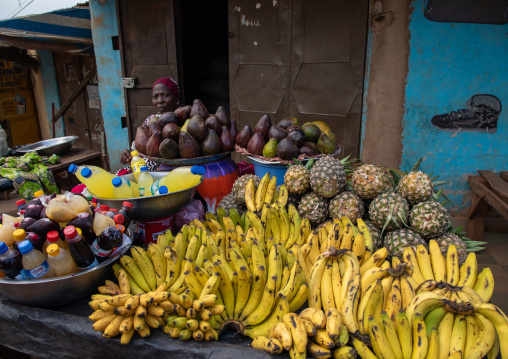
500 171 508 182
484 225 508 233
47 147 102 172
469 175 508 220
478 170 508 203
467 191 488 242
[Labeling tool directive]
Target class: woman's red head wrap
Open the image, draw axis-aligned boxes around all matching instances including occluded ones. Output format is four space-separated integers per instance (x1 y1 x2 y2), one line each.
153 77 180 100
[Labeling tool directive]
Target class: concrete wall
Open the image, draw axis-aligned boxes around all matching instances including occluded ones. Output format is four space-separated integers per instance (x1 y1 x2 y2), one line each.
362 0 508 213
89 0 129 172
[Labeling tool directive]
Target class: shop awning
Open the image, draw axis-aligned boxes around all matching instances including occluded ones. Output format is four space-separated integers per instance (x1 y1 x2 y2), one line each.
0 6 93 53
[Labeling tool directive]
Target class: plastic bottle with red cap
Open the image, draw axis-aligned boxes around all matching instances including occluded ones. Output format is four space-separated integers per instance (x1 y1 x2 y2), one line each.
99 204 109 215
90 225 123 262
42 230 67 255
63 225 98 271
118 201 133 229
15 199 27 216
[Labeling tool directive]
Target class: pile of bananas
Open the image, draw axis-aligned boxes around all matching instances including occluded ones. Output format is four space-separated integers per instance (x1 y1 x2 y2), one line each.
88 282 169 344
402 240 495 301
244 172 280 213
252 308 357 359
352 287 507 359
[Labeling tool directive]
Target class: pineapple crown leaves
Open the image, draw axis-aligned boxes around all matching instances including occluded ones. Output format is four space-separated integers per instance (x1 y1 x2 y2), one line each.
448 225 488 251
380 203 409 235
286 158 315 170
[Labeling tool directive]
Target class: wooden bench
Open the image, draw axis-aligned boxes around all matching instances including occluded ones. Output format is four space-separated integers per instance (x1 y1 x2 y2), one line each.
467 170 508 241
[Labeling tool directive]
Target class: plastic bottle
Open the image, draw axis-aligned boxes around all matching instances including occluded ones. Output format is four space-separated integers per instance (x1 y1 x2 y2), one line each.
12 228 26 251
18 240 55 279
16 199 27 216
46 244 78 277
42 230 67 255
63 225 98 271
68 164 113 184
0 222 15 248
0 241 26 280
113 214 124 225
0 127 8 157
99 204 109 215
78 167 115 199
150 165 205 194
130 151 146 181
116 224 125 234
90 226 123 262
93 212 116 237
112 177 139 199
118 202 133 229
137 166 154 197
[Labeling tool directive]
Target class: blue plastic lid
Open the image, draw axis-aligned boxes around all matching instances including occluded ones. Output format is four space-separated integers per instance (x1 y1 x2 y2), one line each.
191 165 205 175
18 240 34 255
112 177 122 187
140 166 148 172
159 186 168 194
0 241 8 255
68 164 78 174
81 167 92 178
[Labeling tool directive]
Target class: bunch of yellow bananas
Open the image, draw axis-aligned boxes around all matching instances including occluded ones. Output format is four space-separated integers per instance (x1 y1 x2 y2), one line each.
244 173 285 212
358 257 416 335
88 284 170 344
251 308 356 359
299 217 381 275
402 240 494 302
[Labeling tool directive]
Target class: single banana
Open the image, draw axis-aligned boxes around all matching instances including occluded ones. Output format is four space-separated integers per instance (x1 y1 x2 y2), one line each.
352 337 378 359
359 279 384 335
245 178 257 213
473 267 495 303
469 312 496 359
474 302 508 359
264 175 277 205
325 308 342 342
399 276 415 310
299 308 327 329
463 313 480 359
411 313 428 359
361 266 389 292
301 318 317 336
384 277 402 325
341 273 361 334
119 255 151 293
416 244 435 282
314 329 335 349
335 324 349 348
308 255 329 309
332 346 358 359
356 218 374 252
306 341 332 358
449 314 466 356
359 247 388 276
285 204 301 249
446 244 460 286
457 252 477 288
251 335 284 354
117 268 131 295
351 231 366 262
243 296 289 339
428 240 446 282
233 265 251 319
426 327 439 359
423 306 447 337
277 184 289 207
330 260 343 313
380 310 403 359
396 309 413 359
320 259 336 313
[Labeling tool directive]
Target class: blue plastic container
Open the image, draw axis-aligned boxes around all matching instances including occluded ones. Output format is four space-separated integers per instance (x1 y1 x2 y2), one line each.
248 157 287 187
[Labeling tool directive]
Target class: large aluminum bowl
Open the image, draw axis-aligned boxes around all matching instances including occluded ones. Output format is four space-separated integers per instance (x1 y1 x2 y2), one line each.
94 171 203 221
0 232 132 308
16 136 78 156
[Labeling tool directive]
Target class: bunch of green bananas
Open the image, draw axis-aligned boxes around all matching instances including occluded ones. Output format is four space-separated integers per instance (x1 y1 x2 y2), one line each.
251 308 356 359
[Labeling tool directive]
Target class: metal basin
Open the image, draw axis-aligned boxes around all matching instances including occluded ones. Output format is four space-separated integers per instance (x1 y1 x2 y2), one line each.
16 136 78 156
94 171 203 221
0 232 132 308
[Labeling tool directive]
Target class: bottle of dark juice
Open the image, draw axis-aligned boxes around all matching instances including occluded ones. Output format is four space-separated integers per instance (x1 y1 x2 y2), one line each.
63 225 98 271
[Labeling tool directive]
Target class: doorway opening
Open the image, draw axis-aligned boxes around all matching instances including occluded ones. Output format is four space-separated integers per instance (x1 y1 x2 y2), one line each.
177 0 230 114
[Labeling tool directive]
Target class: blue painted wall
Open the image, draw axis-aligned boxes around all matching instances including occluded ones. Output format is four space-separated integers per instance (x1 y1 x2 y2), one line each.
401 1 508 212
89 0 129 172
38 50 65 138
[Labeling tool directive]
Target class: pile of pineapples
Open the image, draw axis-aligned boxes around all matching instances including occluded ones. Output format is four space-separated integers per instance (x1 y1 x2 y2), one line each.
220 156 486 262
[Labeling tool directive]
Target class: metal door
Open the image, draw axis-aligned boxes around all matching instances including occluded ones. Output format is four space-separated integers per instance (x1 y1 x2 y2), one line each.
53 52 104 152
117 0 179 142
229 0 368 157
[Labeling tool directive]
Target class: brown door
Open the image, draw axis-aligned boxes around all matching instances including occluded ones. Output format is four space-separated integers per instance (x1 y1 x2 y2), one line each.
53 53 104 152
229 0 368 158
117 0 179 141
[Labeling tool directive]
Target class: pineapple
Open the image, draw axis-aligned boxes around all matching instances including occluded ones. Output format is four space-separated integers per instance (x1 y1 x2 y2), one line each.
298 192 328 226
231 174 260 205
310 156 346 198
397 171 433 205
217 193 246 215
384 228 427 260
409 201 451 238
328 191 364 223
363 219 382 251
284 163 310 194
351 164 392 199
368 192 409 232
433 233 468 265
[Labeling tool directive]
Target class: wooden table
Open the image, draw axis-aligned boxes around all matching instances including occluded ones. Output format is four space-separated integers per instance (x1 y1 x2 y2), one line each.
467 170 508 241
48 147 104 192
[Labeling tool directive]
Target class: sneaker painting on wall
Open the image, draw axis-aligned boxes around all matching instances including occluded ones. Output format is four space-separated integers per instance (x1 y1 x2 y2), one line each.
431 94 501 134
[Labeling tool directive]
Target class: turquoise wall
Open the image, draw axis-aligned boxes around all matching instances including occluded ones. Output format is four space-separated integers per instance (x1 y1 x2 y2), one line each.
401 1 508 212
38 50 64 138
89 0 128 172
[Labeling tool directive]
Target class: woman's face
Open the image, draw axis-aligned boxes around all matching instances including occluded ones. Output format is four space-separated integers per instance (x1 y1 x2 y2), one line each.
152 83 179 113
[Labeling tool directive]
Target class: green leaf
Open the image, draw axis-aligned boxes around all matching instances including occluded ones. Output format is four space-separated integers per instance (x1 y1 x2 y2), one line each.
410 158 423 173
